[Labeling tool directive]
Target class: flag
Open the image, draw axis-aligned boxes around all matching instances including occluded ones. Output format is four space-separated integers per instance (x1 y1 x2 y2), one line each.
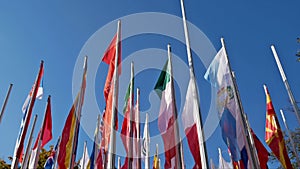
102 34 122 101
28 96 53 168
57 95 79 169
90 116 101 169
154 60 177 169
250 129 269 169
22 77 44 113
120 77 134 169
218 148 233 169
181 76 202 169
142 114 150 169
204 47 249 169
101 32 122 153
95 149 104 169
264 85 292 169
44 150 55 169
12 61 44 168
79 142 90 169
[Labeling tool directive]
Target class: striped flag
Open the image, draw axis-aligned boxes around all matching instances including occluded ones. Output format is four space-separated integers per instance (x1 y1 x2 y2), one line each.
57 95 79 169
154 59 177 169
264 85 292 169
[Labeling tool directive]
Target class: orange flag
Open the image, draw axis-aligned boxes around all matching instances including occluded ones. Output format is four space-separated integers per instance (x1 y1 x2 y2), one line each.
264 85 292 169
101 32 121 152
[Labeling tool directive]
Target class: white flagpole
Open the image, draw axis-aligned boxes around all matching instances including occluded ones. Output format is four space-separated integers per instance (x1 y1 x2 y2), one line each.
107 20 121 169
167 44 183 168
271 45 300 125
21 114 38 169
179 1 208 168
144 113 150 169
0 83 13 124
127 61 134 169
221 38 260 169
136 88 141 168
280 109 300 168
117 156 121 169
218 148 225 169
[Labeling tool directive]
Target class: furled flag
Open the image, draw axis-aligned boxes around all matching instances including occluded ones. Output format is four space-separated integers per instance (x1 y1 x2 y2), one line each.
218 148 233 169
90 116 101 169
204 47 249 169
101 31 121 153
79 142 90 169
28 96 53 169
57 95 79 169
264 85 292 169
154 59 178 169
181 76 202 169
250 129 269 169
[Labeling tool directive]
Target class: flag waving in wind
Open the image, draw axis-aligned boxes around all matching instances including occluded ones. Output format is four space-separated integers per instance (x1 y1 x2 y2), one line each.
264 85 292 169
204 47 249 169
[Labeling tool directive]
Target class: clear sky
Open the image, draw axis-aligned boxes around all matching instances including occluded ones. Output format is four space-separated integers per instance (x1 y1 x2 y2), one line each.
0 1 299 168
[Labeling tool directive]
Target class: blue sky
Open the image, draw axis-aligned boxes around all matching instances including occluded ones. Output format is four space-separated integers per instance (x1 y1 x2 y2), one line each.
0 1 299 168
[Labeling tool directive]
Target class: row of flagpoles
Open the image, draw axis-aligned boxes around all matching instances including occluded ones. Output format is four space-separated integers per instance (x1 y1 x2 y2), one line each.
0 0 299 168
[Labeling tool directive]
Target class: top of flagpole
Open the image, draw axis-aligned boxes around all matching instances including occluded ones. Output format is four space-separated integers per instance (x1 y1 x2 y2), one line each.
271 45 287 81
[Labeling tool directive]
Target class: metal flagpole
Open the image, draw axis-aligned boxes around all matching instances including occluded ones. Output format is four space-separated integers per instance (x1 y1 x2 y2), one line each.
221 38 260 169
271 45 300 125
82 141 87 169
167 44 183 168
179 0 208 168
107 20 121 169
52 136 61 169
0 83 13 124
136 88 141 168
144 113 150 169
280 109 300 168
128 62 134 169
117 156 121 169
21 114 38 169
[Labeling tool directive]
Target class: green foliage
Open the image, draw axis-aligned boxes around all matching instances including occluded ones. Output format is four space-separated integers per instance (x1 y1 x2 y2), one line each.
0 159 10 169
269 128 300 169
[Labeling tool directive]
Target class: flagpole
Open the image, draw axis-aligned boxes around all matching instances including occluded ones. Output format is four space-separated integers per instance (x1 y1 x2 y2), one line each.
107 20 121 169
21 114 38 169
82 141 87 169
52 136 61 169
136 88 141 169
32 95 51 169
117 157 121 169
179 0 208 167
93 114 101 167
12 60 44 169
220 38 260 169
0 83 13 124
69 56 88 168
128 61 134 169
271 45 300 125
144 113 150 169
280 109 300 168
167 44 183 168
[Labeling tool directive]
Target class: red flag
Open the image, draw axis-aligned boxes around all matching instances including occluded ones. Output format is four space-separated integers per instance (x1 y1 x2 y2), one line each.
96 149 104 169
102 34 122 101
250 129 269 169
101 32 121 153
264 85 292 169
